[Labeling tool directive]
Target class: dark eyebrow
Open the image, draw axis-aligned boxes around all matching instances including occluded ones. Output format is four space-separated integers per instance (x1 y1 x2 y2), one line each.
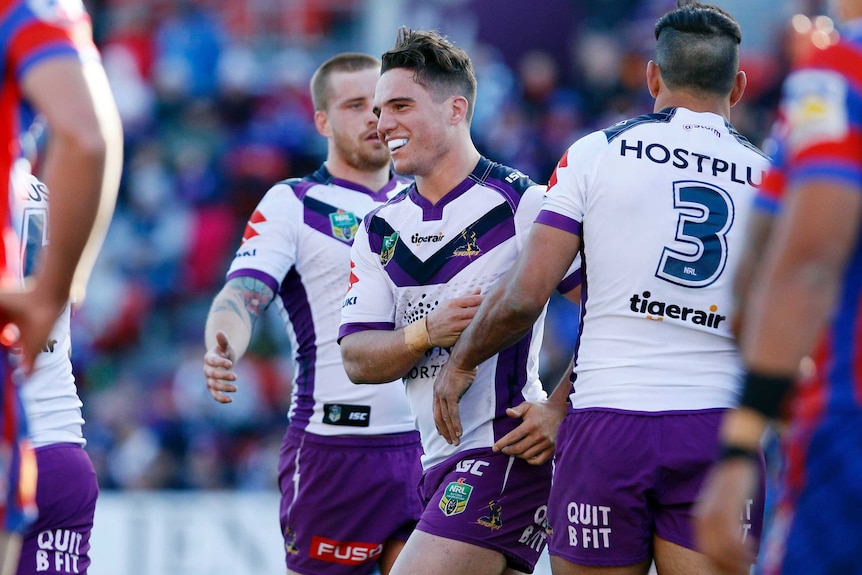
386 97 414 106
374 97 414 118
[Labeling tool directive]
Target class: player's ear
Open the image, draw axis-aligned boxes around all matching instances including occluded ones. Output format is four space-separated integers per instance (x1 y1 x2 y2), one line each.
729 70 747 108
314 109 331 137
646 60 662 99
450 95 469 125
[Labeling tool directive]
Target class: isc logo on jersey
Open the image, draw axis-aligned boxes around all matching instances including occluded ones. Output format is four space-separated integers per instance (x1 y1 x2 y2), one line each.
310 535 382 564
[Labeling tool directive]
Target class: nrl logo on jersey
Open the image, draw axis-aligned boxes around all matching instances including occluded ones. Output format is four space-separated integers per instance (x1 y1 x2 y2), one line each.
380 232 399 266
325 404 342 422
330 210 359 242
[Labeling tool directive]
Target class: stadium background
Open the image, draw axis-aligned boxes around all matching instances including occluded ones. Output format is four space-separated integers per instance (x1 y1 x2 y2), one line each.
63 0 825 571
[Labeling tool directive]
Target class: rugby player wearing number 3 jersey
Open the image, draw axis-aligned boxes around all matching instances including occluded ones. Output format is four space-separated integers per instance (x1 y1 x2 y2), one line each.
434 2 770 574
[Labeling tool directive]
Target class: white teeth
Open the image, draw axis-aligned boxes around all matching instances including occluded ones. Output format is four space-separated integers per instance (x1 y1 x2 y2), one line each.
388 138 408 151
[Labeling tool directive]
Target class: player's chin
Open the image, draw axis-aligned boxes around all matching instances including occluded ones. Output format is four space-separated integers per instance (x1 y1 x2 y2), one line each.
390 156 413 174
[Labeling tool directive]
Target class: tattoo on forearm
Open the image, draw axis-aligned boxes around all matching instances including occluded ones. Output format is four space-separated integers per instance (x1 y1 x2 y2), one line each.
211 277 275 322
237 276 273 317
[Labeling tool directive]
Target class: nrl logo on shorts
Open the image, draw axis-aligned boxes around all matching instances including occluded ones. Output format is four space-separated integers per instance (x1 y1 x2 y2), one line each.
380 232 399 266
330 210 359 242
439 478 472 516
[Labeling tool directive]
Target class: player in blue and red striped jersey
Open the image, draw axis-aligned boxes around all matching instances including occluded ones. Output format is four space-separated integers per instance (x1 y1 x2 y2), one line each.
696 1 862 574
0 0 121 571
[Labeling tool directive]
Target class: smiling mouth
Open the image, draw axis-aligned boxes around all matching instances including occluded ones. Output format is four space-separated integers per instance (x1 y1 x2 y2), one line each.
388 138 408 151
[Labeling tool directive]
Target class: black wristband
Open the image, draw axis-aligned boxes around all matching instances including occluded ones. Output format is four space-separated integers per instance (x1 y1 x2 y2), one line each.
717 443 761 463
738 370 795 420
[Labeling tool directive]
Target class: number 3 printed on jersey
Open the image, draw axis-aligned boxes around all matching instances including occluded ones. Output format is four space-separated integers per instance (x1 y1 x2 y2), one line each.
656 180 734 288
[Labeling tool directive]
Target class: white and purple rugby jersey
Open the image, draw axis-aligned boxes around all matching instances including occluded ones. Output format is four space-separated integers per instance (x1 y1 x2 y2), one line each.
538 107 770 412
339 157 580 469
11 163 84 448
227 164 416 436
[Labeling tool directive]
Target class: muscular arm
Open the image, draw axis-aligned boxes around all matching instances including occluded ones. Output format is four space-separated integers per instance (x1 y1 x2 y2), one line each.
434 224 581 443
448 224 581 373
697 179 862 574
341 291 484 383
203 276 275 402
25 57 122 305
340 329 428 384
0 57 123 371
721 179 861 445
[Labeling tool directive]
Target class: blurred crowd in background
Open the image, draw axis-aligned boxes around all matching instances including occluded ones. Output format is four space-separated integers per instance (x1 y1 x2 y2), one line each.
69 0 828 490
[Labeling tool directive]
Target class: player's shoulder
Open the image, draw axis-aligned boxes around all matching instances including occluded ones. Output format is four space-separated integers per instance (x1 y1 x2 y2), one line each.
601 109 677 143
470 156 539 197
7 0 94 53
722 120 770 162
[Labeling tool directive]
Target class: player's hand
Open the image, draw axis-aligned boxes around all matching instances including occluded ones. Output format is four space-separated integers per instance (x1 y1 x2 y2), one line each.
425 290 483 348
0 287 66 375
433 360 477 446
493 400 566 465
694 458 759 575
203 330 238 403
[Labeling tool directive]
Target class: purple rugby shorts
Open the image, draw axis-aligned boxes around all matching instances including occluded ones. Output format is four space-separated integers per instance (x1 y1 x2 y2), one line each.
416 447 553 574
548 408 765 567
16 443 98 575
278 426 423 575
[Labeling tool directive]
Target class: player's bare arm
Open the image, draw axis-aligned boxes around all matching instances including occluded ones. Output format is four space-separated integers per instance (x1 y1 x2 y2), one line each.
434 223 580 444
696 178 862 572
340 291 483 384
203 276 274 403
0 57 122 371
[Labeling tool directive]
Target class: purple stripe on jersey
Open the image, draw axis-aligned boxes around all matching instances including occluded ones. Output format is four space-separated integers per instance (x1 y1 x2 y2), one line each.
338 321 395 342
535 210 581 236
380 217 517 287
571 251 588 375
226 268 280 294
482 176 524 213
291 179 316 201
410 178 474 221
557 268 582 294
280 267 316 430
492 332 532 441
303 205 335 238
